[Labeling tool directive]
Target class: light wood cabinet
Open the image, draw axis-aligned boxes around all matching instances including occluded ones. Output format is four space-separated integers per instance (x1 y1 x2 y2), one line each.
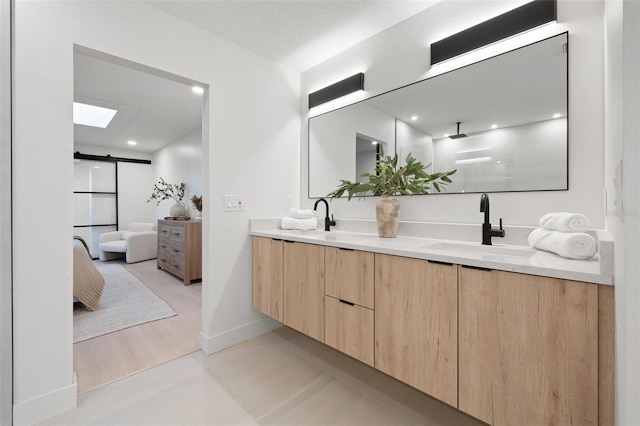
325 247 374 309
324 296 374 366
458 266 600 426
374 254 458 407
283 241 325 342
252 237 284 322
157 220 201 285
324 247 375 366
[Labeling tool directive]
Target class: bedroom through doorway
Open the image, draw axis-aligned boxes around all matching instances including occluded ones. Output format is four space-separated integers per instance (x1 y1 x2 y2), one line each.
72 46 205 394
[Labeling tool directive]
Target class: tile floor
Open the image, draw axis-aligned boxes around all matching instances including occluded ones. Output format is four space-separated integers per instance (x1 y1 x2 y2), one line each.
42 327 485 426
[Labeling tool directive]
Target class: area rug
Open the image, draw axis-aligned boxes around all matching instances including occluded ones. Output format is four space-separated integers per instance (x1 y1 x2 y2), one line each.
73 262 177 343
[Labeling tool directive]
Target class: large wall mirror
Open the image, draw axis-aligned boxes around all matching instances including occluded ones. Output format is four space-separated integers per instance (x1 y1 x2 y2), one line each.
309 32 568 198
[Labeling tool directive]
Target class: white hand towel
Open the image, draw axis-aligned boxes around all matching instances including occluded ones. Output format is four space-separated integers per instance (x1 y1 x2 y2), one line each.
281 217 317 231
528 228 597 260
288 208 314 219
539 212 589 232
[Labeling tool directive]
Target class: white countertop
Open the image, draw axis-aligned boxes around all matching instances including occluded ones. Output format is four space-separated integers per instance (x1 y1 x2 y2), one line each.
250 226 613 285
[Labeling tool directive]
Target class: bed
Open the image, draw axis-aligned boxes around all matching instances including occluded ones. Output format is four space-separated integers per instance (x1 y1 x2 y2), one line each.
73 236 105 310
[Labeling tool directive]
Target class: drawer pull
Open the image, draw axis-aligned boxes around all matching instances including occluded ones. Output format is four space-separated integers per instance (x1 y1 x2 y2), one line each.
339 299 355 306
461 265 492 272
338 247 354 251
271 238 283 241
173 249 180 253
284 240 295 244
173 233 181 237
428 260 453 266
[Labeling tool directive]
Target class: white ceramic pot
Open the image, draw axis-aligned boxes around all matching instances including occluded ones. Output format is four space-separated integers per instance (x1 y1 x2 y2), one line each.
376 196 400 238
170 201 187 217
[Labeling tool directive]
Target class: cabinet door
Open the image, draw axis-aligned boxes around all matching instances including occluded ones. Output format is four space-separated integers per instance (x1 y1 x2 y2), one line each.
325 296 374 366
252 237 284 322
458 267 598 426
375 254 458 406
325 247 374 309
283 241 324 341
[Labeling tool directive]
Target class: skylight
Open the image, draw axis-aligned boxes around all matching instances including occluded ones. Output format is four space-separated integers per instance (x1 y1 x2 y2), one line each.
73 102 117 128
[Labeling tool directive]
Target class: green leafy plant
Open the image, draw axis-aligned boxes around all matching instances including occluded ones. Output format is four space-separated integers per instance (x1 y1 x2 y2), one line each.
191 194 203 212
147 177 186 205
327 148 456 200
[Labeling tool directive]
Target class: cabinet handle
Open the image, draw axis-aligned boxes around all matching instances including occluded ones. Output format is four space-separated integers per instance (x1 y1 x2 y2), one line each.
271 238 283 241
284 240 295 244
174 233 181 236
461 265 492 272
428 260 453 266
338 247 354 251
173 249 180 253
339 299 355 306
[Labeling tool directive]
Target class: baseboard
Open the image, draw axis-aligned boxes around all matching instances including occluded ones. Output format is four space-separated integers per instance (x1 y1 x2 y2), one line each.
13 373 77 425
200 317 281 355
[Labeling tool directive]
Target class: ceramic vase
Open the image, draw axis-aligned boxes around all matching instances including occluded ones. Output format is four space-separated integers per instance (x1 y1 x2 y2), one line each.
170 201 187 217
376 195 400 238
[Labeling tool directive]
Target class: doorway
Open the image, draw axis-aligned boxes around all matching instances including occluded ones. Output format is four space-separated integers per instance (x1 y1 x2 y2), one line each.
72 46 206 393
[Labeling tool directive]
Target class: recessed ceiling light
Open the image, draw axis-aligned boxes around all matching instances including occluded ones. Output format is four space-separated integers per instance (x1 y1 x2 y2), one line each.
73 102 117 128
411 115 418 121
491 124 498 129
444 133 450 138
553 113 562 119
93 166 100 169
192 86 204 94
371 141 378 145
127 140 137 146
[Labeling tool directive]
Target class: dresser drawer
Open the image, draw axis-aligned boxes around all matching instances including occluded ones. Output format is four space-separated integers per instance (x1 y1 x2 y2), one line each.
158 238 172 255
158 225 171 238
170 227 186 243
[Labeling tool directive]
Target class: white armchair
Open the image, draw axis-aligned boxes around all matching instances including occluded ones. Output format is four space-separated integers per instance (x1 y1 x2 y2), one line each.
99 222 157 263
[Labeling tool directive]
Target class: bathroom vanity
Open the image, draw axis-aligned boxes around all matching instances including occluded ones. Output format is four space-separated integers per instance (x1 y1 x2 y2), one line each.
251 224 614 426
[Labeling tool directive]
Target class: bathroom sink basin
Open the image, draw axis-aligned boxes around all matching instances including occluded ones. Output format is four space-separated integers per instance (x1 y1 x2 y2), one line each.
422 242 536 258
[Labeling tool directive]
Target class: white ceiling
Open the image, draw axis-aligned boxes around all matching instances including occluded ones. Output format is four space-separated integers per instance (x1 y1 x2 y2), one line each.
74 0 439 154
144 0 440 72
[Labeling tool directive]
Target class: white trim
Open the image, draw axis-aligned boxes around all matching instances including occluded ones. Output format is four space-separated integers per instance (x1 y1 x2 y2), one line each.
13 374 77 426
199 318 281 355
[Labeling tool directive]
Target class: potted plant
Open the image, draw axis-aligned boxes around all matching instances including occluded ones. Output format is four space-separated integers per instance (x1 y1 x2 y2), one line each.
191 194 202 220
327 149 456 238
147 177 187 218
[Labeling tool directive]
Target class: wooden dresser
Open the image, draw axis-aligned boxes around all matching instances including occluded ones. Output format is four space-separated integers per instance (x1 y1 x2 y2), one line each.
157 219 202 285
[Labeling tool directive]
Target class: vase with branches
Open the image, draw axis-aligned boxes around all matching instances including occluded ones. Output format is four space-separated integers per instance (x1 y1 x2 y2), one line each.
147 177 188 217
327 148 456 237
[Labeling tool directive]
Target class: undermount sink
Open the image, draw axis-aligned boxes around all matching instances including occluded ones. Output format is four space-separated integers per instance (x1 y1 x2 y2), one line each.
422 242 536 258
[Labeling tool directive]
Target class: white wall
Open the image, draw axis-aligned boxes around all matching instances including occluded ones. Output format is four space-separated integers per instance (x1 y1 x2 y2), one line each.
0 0 11 423
153 128 203 219
13 1 299 424
604 0 640 423
301 0 605 229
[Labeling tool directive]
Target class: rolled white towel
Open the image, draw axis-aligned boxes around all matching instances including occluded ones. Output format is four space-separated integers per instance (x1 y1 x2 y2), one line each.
288 208 314 219
281 217 317 231
539 212 589 232
528 228 597 260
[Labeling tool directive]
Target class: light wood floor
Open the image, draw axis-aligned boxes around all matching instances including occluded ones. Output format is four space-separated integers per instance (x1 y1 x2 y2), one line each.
47 327 485 426
73 259 202 394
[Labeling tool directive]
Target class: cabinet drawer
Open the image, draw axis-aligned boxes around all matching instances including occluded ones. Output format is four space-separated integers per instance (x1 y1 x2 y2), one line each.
158 239 172 255
169 256 185 277
325 295 374 366
157 252 172 272
158 226 171 238
170 226 186 243
168 243 185 258
325 247 374 309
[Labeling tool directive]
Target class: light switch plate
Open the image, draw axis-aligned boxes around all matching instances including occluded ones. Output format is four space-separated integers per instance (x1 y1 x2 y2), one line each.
224 195 245 212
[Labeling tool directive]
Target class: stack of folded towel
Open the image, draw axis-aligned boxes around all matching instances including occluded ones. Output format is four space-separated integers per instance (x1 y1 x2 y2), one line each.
281 208 318 230
528 212 597 260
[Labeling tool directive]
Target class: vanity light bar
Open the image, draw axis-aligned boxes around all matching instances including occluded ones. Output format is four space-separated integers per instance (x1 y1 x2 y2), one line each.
430 0 557 65
308 72 365 109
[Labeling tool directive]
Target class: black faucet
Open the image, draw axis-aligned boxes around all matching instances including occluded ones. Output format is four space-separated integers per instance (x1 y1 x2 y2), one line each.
480 193 505 245
313 198 336 231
